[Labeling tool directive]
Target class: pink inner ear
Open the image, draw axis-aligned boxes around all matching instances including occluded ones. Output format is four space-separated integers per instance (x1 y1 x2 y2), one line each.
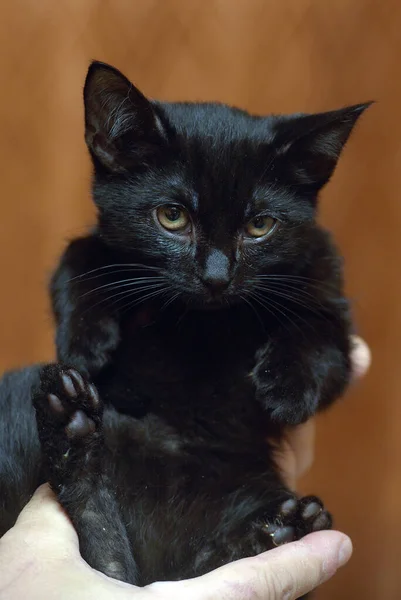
88 132 126 173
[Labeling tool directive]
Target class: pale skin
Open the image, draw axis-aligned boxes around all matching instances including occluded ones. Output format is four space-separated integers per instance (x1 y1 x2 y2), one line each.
0 337 370 600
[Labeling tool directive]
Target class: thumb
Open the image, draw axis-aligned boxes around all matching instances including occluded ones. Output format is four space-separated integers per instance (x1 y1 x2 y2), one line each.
172 531 352 600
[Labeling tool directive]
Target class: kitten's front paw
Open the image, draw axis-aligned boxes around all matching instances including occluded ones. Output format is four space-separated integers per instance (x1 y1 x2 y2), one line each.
252 355 319 425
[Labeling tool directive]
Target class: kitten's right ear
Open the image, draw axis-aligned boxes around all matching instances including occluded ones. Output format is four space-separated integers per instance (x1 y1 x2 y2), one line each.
84 61 167 172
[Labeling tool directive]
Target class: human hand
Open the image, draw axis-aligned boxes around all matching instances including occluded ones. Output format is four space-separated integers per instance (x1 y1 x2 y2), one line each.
275 335 371 489
0 484 353 600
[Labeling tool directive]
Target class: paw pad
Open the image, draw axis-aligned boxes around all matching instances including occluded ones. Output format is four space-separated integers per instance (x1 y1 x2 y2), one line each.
35 365 102 442
262 495 332 546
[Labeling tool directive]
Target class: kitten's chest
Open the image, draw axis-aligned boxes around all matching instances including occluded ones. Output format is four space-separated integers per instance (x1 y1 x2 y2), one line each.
102 306 267 430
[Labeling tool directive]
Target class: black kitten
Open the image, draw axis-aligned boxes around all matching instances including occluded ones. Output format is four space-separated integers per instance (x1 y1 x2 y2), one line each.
0 61 369 585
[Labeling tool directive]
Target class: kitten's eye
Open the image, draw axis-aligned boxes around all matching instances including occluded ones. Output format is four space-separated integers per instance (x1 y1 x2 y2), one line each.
245 216 277 238
156 205 190 232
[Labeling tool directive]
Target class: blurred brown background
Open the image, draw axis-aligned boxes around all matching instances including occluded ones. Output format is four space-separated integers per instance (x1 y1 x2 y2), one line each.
0 1 399 598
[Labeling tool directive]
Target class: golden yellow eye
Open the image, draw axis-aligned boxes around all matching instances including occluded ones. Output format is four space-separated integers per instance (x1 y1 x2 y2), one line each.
245 216 277 238
156 205 190 232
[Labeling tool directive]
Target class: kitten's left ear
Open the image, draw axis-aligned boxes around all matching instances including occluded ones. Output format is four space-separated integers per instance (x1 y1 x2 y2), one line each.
276 102 373 189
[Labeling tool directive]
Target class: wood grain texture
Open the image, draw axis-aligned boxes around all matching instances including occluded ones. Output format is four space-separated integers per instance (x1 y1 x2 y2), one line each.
0 1 399 597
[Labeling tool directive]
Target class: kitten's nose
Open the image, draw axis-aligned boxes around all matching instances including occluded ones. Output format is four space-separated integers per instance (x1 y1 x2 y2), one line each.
201 273 231 292
201 249 231 293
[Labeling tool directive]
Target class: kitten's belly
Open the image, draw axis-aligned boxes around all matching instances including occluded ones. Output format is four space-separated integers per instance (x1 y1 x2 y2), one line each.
98 310 280 583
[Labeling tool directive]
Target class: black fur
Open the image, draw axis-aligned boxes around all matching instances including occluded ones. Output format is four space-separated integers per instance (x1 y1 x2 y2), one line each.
0 61 369 586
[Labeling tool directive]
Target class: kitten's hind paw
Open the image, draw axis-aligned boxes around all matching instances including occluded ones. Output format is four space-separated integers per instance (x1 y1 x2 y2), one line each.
261 495 332 546
34 365 102 437
33 364 103 484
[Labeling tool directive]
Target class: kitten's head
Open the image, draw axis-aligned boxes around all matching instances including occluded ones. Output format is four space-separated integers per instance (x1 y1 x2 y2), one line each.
84 61 370 309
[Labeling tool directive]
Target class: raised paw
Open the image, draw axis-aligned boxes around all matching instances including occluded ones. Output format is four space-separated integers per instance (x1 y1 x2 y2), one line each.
261 495 332 546
33 364 104 486
34 364 102 440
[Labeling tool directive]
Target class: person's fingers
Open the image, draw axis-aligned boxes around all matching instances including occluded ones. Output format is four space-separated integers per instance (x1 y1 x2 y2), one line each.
4 483 79 555
285 418 316 482
350 335 371 380
163 531 352 600
273 420 315 489
276 335 371 486
287 336 371 480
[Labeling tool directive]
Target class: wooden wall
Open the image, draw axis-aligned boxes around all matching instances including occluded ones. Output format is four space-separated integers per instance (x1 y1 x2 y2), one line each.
1 1 400 597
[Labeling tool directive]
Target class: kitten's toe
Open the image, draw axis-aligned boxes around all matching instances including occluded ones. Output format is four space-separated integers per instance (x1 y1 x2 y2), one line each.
263 522 296 545
278 497 298 518
298 495 332 531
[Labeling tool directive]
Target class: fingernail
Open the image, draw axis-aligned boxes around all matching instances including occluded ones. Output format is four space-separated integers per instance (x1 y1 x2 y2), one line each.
338 538 353 567
350 335 371 380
